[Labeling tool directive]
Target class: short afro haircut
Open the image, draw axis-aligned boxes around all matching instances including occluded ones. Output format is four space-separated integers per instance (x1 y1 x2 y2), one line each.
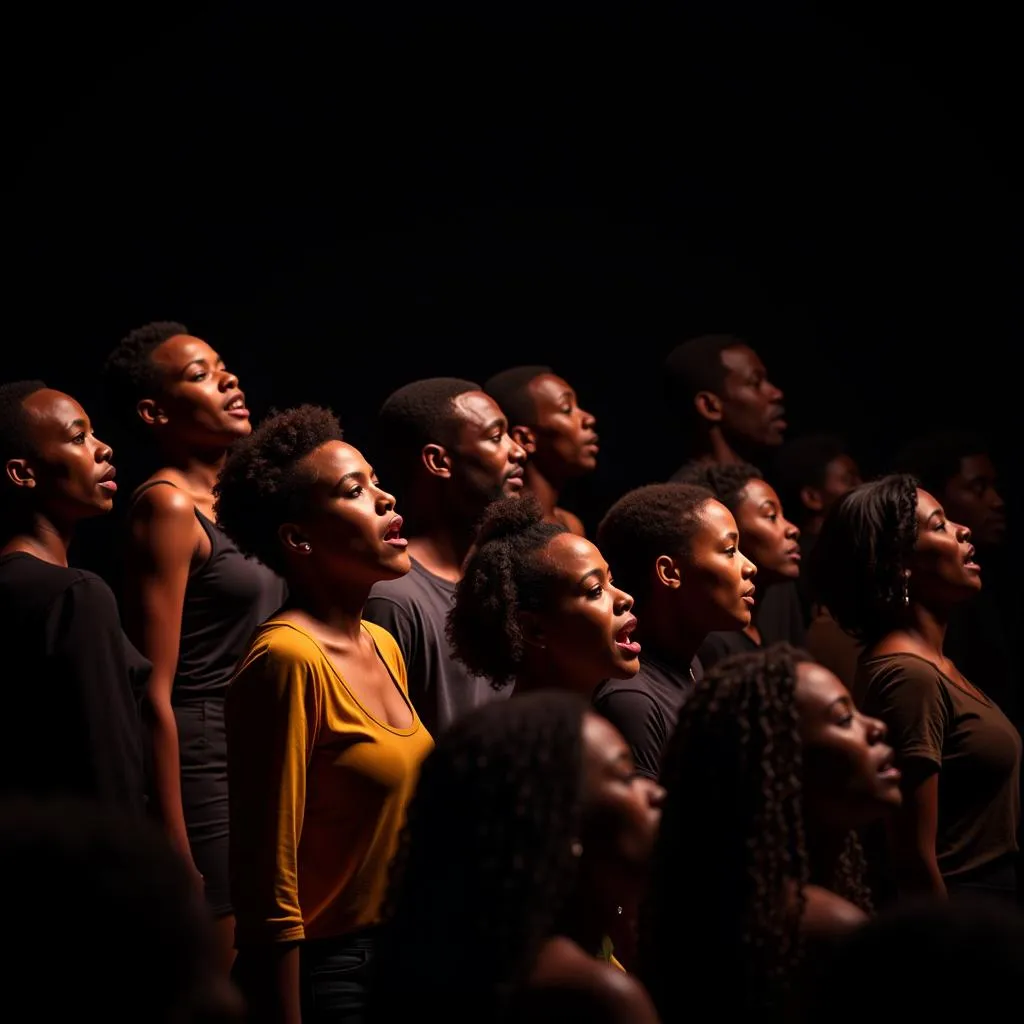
214 404 344 576
0 380 47 470
373 377 482 497
596 483 717 607
102 321 189 428
483 365 553 427
663 334 744 422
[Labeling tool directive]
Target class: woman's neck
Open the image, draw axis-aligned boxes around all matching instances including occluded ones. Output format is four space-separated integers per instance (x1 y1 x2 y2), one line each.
803 822 847 891
282 577 370 643
156 445 229 494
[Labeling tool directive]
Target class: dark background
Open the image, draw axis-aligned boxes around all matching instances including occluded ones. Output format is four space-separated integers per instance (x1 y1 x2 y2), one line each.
7 2 1020 552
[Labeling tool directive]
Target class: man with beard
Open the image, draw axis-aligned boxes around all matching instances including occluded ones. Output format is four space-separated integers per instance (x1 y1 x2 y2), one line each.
364 378 527 735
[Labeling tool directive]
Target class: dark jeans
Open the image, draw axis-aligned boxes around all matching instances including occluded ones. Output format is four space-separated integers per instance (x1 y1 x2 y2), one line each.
300 928 377 1024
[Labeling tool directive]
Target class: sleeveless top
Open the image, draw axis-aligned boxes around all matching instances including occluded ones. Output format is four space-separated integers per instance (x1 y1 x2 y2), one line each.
133 480 287 704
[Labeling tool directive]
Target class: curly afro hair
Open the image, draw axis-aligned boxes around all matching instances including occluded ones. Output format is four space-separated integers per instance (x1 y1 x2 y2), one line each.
373 690 590 1022
810 474 919 643
213 404 343 576
102 321 189 429
447 493 568 689
640 642 871 1022
596 482 717 608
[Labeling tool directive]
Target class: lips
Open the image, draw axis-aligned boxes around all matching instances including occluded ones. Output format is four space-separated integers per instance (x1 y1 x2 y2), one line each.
505 469 525 489
876 748 901 782
224 393 248 414
963 545 981 571
383 515 408 548
97 466 117 492
742 586 756 606
614 616 641 656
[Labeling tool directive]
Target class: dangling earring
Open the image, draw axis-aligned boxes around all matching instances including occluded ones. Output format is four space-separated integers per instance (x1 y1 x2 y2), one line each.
300 542 312 553
902 572 910 607
570 839 583 858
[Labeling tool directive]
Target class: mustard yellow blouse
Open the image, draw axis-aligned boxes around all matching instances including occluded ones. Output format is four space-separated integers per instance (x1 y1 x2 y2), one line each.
227 619 433 946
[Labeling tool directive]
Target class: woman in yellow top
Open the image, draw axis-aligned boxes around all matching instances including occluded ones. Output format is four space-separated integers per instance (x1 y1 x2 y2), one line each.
213 405 433 1024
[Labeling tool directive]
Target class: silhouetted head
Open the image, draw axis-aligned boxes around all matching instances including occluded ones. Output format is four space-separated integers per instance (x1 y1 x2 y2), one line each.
0 795 242 1022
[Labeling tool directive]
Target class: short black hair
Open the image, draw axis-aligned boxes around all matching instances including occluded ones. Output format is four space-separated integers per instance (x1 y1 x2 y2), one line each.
447 493 569 689
811 474 919 643
663 334 744 421
483 365 553 427
0 379 47 469
214 404 344 576
102 320 189 428
890 428 992 499
596 482 717 607
673 460 763 516
374 377 482 497
771 433 852 524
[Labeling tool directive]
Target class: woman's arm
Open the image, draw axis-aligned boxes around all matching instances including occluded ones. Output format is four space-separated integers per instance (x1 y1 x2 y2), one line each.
885 767 946 898
123 485 201 881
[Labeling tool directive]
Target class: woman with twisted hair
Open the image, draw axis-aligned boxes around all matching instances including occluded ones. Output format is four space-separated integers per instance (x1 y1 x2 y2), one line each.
640 643 902 1022
812 474 1021 905
447 493 641 697
371 691 663 1023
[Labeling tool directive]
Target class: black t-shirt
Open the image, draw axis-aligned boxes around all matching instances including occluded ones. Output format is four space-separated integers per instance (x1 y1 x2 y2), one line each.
697 581 806 672
592 653 702 780
0 553 147 813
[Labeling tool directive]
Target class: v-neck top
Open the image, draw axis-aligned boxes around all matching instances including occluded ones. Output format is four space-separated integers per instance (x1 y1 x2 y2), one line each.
227 619 434 944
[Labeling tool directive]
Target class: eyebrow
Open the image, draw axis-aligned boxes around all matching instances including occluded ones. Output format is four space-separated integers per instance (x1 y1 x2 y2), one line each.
481 416 507 434
722 530 739 542
926 508 945 524
557 390 574 403
577 567 604 588
183 355 223 372
66 417 87 431
334 470 365 489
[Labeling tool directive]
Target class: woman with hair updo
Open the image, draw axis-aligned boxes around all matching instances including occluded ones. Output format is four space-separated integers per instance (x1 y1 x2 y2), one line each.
640 643 902 1023
214 405 434 1024
447 493 641 698
812 474 1021 905
371 690 663 1024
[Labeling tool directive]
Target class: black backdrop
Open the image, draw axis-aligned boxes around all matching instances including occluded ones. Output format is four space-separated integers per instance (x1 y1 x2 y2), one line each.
7 3 1021 560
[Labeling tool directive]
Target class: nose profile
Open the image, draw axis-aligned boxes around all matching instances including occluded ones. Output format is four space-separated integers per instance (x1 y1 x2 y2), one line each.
742 556 757 579
615 587 634 613
582 407 596 428
96 437 114 462
508 434 527 464
768 380 784 402
956 523 972 543
376 487 396 512
866 715 888 743
785 519 800 540
647 780 667 808
220 368 239 391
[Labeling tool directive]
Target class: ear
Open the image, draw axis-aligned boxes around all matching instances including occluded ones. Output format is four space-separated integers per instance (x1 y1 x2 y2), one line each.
519 609 547 650
693 390 723 425
511 425 536 455
655 554 682 590
137 397 168 427
278 522 311 555
5 458 36 489
800 484 825 513
422 443 452 479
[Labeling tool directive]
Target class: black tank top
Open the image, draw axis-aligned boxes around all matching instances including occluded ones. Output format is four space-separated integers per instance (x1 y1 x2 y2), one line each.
133 480 287 702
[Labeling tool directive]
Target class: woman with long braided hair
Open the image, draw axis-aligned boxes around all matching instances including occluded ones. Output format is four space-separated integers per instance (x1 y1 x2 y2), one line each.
639 643 902 1022
371 691 664 1023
